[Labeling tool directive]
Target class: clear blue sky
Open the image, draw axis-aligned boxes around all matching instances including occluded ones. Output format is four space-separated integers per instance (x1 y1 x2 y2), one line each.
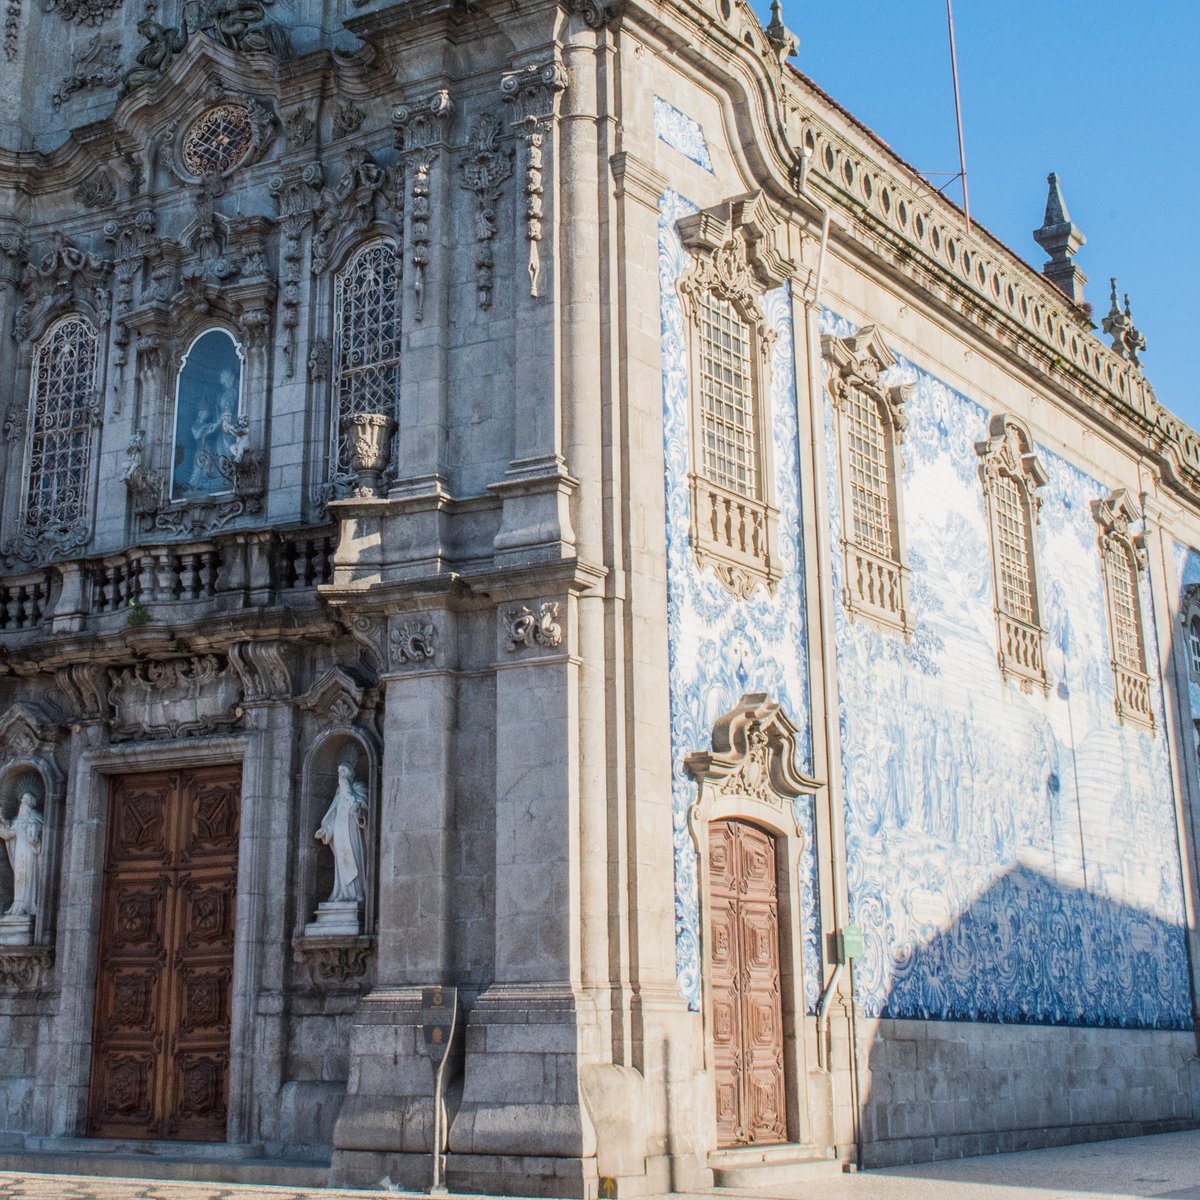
767 1 1200 429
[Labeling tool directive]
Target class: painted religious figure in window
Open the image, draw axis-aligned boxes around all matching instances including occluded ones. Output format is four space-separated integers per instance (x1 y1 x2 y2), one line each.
171 329 246 500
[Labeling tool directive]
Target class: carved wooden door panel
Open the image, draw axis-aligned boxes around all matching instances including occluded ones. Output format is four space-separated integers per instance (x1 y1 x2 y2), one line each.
708 819 786 1148
89 766 240 1142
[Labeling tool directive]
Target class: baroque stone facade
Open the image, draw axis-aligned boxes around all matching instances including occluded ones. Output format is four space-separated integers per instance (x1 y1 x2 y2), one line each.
0 0 1197 1192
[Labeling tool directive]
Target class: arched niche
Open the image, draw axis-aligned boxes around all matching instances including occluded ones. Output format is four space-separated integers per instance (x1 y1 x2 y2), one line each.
292 725 379 986
684 693 822 1153
171 328 246 501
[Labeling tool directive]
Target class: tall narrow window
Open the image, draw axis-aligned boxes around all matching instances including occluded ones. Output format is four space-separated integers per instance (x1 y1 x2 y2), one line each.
331 240 400 487
977 415 1049 690
1189 617 1200 677
824 326 912 633
676 197 787 599
1094 489 1152 726
16 315 100 561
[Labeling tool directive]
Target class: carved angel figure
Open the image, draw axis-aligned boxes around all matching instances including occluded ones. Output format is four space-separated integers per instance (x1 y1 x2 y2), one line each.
315 758 368 905
121 18 188 96
0 789 43 918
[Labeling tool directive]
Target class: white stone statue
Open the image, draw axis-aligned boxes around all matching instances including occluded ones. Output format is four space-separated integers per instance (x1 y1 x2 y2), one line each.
0 786 43 920
315 757 368 905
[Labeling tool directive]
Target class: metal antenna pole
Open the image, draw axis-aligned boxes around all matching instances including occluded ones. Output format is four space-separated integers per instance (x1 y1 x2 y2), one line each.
945 0 971 232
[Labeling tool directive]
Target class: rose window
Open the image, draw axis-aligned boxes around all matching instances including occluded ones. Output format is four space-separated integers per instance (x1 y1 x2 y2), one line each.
181 104 255 177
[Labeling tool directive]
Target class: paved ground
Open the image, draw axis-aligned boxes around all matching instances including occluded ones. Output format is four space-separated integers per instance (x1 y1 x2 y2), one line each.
0 1130 1197 1200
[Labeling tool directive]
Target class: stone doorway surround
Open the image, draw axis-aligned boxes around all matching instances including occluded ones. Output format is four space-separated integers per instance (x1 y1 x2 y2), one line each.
38 733 274 1146
684 694 824 1168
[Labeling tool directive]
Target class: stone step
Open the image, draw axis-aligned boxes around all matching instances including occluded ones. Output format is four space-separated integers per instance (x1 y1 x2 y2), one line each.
708 1144 844 1189
0 1148 330 1189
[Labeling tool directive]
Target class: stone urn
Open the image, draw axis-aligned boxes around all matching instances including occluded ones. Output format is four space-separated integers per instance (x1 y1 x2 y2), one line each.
343 412 395 498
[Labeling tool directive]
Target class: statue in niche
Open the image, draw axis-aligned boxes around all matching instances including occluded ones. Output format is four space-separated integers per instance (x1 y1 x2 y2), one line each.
315 753 368 906
0 781 43 942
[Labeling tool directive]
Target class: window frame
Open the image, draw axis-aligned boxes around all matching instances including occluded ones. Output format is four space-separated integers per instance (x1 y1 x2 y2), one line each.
976 414 1050 692
823 325 913 636
15 313 102 562
676 196 788 599
328 237 402 495
1093 488 1153 727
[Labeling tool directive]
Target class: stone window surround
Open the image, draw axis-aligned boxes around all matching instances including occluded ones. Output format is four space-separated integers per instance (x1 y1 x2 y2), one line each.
976 414 1050 693
822 325 914 637
676 193 789 601
1093 488 1153 728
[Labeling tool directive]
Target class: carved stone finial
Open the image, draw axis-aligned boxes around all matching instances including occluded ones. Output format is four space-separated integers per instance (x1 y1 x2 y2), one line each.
764 0 798 58
1032 172 1087 306
1102 277 1146 369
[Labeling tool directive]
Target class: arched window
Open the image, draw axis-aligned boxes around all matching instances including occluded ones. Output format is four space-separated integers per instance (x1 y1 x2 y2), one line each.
1189 618 1200 677
1094 489 1152 726
19 315 100 554
824 326 912 632
977 415 1049 690
331 241 400 486
171 329 245 501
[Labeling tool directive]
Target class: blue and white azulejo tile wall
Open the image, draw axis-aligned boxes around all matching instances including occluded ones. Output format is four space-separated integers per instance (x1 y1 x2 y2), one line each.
823 310 1192 1030
658 189 821 1015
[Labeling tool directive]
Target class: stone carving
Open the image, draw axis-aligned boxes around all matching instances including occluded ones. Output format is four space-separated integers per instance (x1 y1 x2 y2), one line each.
342 612 387 673
394 90 453 319
122 429 163 521
459 113 513 310
197 0 286 54
332 101 366 138
3 0 19 62
306 752 368 938
311 148 386 274
75 172 117 210
307 337 330 382
285 108 314 147
294 938 371 984
270 165 323 374
105 209 157 318
2 404 23 445
12 236 111 345
53 34 122 107
343 413 394 498
44 0 121 23
0 946 53 990
1102 277 1146 369
227 640 291 702
120 17 188 96
55 662 108 722
107 655 242 740
504 601 562 651
684 693 819 839
500 63 567 297
565 0 623 27
298 667 364 724
0 781 43 945
389 619 436 666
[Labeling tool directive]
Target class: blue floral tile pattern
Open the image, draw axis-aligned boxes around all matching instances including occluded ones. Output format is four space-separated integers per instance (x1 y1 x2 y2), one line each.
823 310 1192 1030
653 97 714 174
659 190 820 1014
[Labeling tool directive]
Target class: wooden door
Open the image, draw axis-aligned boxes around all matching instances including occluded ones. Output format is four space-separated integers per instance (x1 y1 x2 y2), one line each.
709 819 787 1148
88 766 240 1141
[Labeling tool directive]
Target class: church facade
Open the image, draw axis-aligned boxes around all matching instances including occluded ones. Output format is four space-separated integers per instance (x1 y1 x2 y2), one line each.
0 0 1197 1193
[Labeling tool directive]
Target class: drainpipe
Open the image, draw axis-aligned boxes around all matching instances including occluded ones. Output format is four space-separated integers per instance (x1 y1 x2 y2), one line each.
791 156 864 1166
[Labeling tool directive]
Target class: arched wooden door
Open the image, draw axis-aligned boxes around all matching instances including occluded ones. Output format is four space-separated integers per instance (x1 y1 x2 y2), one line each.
708 818 786 1147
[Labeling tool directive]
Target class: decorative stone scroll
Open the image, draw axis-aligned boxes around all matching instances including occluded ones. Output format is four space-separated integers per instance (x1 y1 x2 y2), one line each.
684 692 819 840
389 619 436 666
107 655 242 740
501 62 568 299
270 164 323 375
53 34 122 107
503 601 562 652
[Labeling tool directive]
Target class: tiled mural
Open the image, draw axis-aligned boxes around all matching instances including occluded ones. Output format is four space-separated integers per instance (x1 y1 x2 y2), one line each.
658 190 821 1014
652 97 714 173
823 311 1192 1029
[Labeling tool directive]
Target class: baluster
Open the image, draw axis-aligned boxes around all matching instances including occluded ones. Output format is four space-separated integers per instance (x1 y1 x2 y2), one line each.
156 549 174 600
181 552 199 599
137 554 155 605
5 590 19 628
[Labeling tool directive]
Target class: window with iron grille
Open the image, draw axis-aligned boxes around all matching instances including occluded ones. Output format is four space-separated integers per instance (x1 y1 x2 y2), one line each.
993 471 1037 626
844 384 895 560
696 290 758 500
22 315 99 542
1190 619 1200 676
1104 538 1145 674
332 241 401 481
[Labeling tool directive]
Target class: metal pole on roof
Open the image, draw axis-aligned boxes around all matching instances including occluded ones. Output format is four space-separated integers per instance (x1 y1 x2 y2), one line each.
945 0 972 232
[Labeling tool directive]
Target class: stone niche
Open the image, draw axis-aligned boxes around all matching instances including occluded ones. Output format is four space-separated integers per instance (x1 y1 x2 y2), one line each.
293 724 379 987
